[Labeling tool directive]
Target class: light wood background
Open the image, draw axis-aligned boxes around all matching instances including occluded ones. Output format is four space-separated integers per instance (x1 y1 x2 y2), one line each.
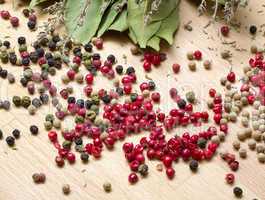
0 0 264 200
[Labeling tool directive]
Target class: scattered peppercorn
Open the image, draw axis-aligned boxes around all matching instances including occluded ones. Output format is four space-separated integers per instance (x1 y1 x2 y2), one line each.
30 125 39 135
249 25 257 35
6 136 15 146
189 160 199 172
233 187 243 198
12 129 20 139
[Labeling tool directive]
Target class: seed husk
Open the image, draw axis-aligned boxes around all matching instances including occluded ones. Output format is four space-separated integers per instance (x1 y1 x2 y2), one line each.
62 184 71 195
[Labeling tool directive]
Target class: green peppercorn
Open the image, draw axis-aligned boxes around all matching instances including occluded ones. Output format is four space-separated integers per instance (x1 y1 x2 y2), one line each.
75 115 84 124
138 164 149 176
86 110 96 121
80 152 89 162
21 96 31 108
12 96 21 107
197 138 207 149
28 105 36 115
233 187 243 198
130 93 138 102
185 91 196 103
45 114 55 123
18 44 27 52
103 182 112 193
189 160 199 172
90 105 99 114
62 140 72 150
53 119 61 129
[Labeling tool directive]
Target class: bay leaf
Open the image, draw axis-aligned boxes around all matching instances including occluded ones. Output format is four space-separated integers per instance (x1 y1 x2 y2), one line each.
29 0 51 8
127 0 161 48
64 0 109 44
128 27 137 44
156 2 180 45
97 0 124 37
109 10 128 32
147 36 160 51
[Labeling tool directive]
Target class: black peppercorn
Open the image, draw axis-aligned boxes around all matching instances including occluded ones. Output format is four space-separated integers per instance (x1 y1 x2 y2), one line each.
197 138 207 149
30 125 39 135
12 96 22 107
40 94 49 104
116 87 124 96
48 41 56 51
22 58 30 66
76 99 84 108
115 65 123 75
64 40 73 49
85 99 93 109
47 58 55 67
29 52 38 63
0 129 3 139
32 41 40 49
73 47 81 55
67 96 76 104
3 41 10 48
102 95 111 104
12 129 20 139
84 43 92 52
20 77 28 87
92 53 100 60
40 37 49 47
52 35 61 43
80 152 89 162
233 187 243 198
74 137 83 145
126 66 135 75
138 164 148 176
6 136 15 146
9 53 17 65
22 9 30 17
18 37 26 45
36 48 45 58
45 52 53 60
107 54 115 63
148 81 156 90
249 25 257 35
0 69 8 78
177 99 186 109
189 160 199 172
27 20 36 30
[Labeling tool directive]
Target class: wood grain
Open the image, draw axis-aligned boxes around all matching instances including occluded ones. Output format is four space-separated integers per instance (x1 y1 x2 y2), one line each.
0 0 264 200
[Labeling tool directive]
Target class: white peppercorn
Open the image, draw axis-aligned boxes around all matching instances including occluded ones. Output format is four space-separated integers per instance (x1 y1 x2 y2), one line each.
252 131 262 141
253 101 260 109
237 131 246 141
239 148 247 158
232 140 240 150
229 112 237 122
259 125 265 132
241 117 249 127
256 144 265 153
217 132 225 141
244 128 252 138
257 153 265 163
241 110 250 118
28 105 36 115
248 139 256 150
211 135 220 144
252 121 259 130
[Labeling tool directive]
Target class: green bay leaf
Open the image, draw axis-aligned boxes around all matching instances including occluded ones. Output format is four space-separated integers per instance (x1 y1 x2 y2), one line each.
97 0 123 37
127 0 161 48
156 2 180 45
64 0 108 44
109 10 128 32
147 36 160 51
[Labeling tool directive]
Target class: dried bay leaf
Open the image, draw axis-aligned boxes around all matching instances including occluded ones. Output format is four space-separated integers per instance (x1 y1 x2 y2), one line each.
109 10 128 32
127 0 161 48
29 0 52 8
147 36 160 51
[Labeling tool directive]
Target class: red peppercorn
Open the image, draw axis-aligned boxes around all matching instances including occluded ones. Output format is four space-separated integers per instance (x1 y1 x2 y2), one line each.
67 69 76 80
140 82 149 91
220 25 229 36
124 84 132 94
48 131 57 142
152 54 161 66
130 160 140 171
224 153 236 164
128 172 138 184
163 155 173 167
94 38 103 49
66 152 76 163
123 142 134 153
225 173 235 184
135 153 145 163
193 50 202 60
166 167 175 179
213 114 222 124
157 113 165 122
147 148 156 159
10 16 19 27
85 73 94 84
1 10 10 19
204 149 214 160
73 56 81 65
172 63 180 73
29 14 37 22
151 92 160 102
227 71 236 82
209 88 216 97
143 61 151 72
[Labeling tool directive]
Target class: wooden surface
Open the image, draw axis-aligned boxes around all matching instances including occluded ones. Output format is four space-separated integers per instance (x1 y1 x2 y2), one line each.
0 0 265 200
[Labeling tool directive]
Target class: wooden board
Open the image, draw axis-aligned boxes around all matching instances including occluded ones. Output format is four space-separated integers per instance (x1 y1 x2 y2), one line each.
0 0 264 200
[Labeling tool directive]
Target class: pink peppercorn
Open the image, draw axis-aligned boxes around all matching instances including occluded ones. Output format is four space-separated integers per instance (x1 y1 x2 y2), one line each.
55 156 65 167
66 152 76 163
1 10 10 19
94 38 103 49
128 172 138 184
220 26 229 36
124 84 132 94
85 73 94 84
172 63 180 73
152 54 161 66
163 155 173 167
130 160 140 171
10 16 19 27
151 92 160 102
225 173 235 184
140 82 149 91
143 61 151 72
193 50 202 60
67 69 76 80
60 89 69 99
166 167 175 179
48 131 57 142
73 56 81 65
209 88 216 97
229 161 239 171
29 14 37 22
227 71 236 82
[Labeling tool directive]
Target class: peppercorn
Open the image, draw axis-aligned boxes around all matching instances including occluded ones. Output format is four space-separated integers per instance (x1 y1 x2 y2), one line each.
21 96 31 108
188 61 196 71
232 140 240 150
80 152 89 162
249 25 257 35
102 95 111 104
67 96 76 104
3 41 10 48
0 129 3 139
257 153 265 163
40 94 49 104
62 140 72 150
126 66 135 75
115 65 123 75
225 173 235 184
27 20 36 30
9 53 17 65
17 37 26 45
233 187 243 198
0 69 8 78
248 139 256 150
148 81 156 90
74 137 83 145
53 119 61 129
62 184 71 195
32 173 46 184
239 148 247 158
203 60 211 70
187 51 194 60
2 100 10 110
84 43 92 52
103 182 112 192
76 99 84 108
186 91 196 103
12 129 20 139
22 9 30 17
116 87 124 96
177 99 186 109
138 164 148 176
44 121 53 131
189 160 199 172
30 125 38 135
197 138 207 148
6 136 15 146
